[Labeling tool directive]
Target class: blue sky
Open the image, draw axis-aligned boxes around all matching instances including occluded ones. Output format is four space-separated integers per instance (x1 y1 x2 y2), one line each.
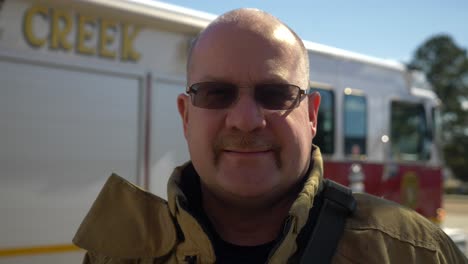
157 0 468 64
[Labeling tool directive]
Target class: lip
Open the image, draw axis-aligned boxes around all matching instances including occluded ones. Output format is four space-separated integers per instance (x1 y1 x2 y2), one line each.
223 149 273 155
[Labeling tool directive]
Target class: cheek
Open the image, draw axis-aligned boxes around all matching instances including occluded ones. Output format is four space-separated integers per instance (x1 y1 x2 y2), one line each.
276 110 312 157
186 111 223 153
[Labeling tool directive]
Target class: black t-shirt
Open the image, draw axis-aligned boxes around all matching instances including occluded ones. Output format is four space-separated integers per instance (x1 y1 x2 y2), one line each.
212 232 275 264
179 164 277 263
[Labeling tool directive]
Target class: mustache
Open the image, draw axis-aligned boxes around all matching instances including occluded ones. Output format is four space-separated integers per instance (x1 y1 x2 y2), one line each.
213 132 282 167
214 133 278 151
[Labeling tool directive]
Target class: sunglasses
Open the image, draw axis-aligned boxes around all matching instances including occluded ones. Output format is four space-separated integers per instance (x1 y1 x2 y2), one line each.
186 82 310 110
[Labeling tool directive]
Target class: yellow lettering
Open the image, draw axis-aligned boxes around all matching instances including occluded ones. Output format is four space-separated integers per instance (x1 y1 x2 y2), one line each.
121 23 141 61
23 6 48 47
50 9 72 51
24 7 143 61
77 14 96 55
99 19 117 59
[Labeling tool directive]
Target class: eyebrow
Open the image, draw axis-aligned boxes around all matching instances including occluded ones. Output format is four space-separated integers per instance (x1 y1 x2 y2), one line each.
194 75 231 83
192 73 295 87
258 76 290 84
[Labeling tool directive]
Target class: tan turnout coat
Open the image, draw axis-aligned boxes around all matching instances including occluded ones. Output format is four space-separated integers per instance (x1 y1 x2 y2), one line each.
73 148 467 263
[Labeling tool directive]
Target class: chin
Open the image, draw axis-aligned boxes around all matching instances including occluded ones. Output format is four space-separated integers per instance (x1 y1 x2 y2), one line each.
217 170 280 196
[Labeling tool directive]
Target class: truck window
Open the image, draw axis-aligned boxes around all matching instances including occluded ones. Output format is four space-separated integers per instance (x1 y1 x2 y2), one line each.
391 101 428 161
311 88 335 154
430 106 442 143
344 93 367 156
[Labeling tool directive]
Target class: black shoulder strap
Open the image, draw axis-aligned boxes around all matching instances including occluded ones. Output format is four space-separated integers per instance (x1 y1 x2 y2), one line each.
299 179 357 264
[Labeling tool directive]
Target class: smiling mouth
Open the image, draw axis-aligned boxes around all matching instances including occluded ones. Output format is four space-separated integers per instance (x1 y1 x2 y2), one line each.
223 149 272 154
214 147 282 168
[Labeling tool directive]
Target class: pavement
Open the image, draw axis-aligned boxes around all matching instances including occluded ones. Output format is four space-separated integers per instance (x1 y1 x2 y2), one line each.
443 194 468 256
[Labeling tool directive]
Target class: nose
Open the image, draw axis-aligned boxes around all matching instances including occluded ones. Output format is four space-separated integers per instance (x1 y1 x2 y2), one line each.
225 92 267 132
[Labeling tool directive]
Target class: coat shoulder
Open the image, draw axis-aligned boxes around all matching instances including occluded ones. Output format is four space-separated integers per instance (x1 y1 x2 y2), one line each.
349 192 441 249
73 174 177 259
333 193 467 263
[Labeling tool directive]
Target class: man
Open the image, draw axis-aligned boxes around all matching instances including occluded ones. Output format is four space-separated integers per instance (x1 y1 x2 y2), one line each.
73 8 467 263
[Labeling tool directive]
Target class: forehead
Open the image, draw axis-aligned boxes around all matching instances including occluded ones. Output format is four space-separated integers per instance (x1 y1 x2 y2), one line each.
188 22 306 86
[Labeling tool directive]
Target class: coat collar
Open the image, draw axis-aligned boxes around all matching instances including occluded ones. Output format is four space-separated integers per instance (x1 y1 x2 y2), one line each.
268 146 324 262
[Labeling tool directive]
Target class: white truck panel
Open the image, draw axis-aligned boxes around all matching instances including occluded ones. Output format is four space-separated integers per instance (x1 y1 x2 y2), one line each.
149 77 190 198
0 59 141 263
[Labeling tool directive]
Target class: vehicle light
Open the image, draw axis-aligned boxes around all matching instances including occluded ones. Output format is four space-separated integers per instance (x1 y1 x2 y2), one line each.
436 207 446 224
348 163 365 193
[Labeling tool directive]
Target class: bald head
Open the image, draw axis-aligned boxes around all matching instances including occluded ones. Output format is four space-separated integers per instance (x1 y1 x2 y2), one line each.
177 8 320 217
187 8 309 87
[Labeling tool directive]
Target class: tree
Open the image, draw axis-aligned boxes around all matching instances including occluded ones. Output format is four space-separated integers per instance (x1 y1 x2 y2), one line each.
410 35 468 182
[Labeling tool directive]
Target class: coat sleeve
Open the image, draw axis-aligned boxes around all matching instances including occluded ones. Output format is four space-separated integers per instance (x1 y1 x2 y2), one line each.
80 251 177 264
81 252 91 264
436 230 468 264
81 251 112 264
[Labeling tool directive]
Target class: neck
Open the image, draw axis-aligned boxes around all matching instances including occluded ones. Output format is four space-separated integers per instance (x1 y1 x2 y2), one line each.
201 184 300 246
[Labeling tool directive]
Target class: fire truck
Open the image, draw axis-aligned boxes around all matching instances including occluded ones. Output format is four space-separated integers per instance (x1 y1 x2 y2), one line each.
309 47 442 219
0 0 464 262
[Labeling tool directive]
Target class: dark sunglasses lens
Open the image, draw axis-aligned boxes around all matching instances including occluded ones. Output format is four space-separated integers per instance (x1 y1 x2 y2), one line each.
191 83 237 109
256 84 300 110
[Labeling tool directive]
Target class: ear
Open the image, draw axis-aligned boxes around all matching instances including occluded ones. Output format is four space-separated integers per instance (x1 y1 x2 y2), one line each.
177 93 190 138
308 91 321 138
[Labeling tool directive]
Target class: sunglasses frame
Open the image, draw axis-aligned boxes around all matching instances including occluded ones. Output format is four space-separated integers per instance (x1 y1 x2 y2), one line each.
186 82 310 110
